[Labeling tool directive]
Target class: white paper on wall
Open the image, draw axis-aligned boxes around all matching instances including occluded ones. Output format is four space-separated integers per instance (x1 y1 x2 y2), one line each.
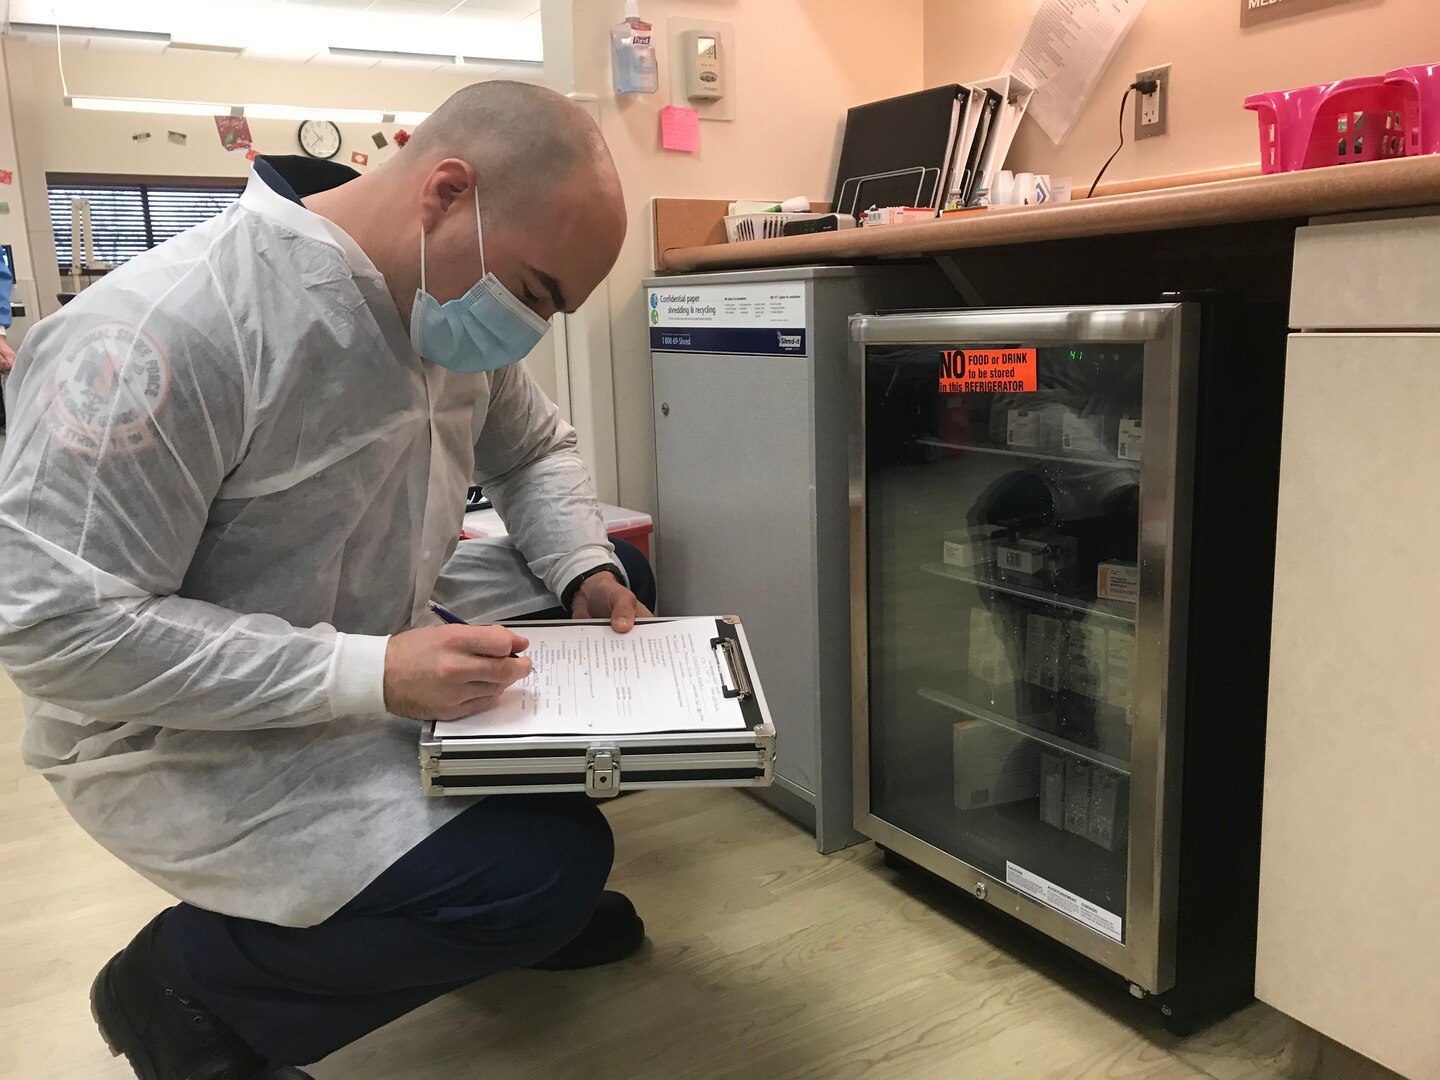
1006 0 1149 146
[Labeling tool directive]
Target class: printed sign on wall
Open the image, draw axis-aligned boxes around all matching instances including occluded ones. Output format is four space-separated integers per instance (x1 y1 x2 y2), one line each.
1240 0 1365 28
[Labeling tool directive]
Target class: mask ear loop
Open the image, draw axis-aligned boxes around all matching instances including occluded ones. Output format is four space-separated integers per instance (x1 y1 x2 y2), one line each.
474 187 486 279
418 223 428 296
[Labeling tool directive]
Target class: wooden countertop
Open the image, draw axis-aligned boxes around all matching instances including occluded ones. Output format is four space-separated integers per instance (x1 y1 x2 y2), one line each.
656 156 1440 273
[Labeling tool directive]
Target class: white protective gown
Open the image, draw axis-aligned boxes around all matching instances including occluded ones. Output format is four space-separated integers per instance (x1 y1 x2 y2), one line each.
0 171 618 927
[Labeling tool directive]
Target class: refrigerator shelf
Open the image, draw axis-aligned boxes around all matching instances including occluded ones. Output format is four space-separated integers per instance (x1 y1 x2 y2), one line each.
918 685 1131 776
916 437 1142 472
920 562 1137 624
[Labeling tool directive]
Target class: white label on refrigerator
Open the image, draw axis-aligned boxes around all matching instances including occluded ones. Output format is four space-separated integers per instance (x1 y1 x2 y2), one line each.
1006 861 1123 942
648 282 808 356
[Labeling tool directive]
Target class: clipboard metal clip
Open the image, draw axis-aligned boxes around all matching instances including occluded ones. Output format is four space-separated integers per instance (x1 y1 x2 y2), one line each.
711 636 752 701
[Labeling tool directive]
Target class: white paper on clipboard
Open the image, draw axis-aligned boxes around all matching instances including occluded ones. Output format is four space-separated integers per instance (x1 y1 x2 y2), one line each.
1006 0 1148 146
433 618 749 738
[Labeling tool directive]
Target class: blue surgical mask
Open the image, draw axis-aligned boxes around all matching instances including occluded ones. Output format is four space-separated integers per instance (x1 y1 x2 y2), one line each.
409 189 550 374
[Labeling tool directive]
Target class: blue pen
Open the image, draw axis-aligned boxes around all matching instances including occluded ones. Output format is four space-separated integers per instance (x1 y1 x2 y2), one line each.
428 601 468 626
428 601 527 663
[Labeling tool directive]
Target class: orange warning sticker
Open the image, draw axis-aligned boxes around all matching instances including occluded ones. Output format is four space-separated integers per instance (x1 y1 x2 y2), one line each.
939 348 1038 393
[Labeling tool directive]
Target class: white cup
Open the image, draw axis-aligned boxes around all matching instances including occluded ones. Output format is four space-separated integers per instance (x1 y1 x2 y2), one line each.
993 170 1015 206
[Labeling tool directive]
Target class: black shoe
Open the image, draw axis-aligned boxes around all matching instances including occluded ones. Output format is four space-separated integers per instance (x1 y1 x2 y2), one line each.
90 913 314 1080
530 890 646 971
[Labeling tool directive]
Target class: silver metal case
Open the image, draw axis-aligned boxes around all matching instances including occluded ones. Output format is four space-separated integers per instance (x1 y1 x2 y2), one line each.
420 618 777 798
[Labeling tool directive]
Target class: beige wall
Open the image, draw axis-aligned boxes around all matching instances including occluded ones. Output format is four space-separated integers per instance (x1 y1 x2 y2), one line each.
560 0 926 515
924 0 1440 186
3 35 481 320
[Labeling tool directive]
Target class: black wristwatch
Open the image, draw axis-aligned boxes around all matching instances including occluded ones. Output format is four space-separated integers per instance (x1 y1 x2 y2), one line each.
561 564 624 612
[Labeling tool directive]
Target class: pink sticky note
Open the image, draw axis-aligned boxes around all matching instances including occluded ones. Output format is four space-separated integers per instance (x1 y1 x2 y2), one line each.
661 106 700 153
0 170 12 185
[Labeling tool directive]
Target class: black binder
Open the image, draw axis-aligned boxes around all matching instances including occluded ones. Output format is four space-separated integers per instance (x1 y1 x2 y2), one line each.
960 88 1003 207
831 84 968 220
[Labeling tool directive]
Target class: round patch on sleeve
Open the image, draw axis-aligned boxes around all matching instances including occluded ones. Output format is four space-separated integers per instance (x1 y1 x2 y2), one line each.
51 323 172 455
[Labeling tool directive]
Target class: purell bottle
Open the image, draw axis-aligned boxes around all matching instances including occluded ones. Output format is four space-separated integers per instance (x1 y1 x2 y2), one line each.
611 1 659 94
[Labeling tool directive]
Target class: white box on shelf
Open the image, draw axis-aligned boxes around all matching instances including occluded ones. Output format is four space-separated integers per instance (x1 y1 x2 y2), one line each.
997 538 1049 576
953 720 1041 810
1040 751 1067 829
1066 622 1108 700
1097 560 1140 603
1087 768 1128 852
1027 531 1079 578
969 608 1018 686
1061 411 1107 456
944 525 1004 570
1024 613 1064 692
1064 758 1092 836
1032 403 1069 451
1118 418 1143 462
1006 408 1040 449
1105 628 1135 714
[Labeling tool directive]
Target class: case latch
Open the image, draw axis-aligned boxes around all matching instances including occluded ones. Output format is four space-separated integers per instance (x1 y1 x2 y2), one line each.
586 747 621 798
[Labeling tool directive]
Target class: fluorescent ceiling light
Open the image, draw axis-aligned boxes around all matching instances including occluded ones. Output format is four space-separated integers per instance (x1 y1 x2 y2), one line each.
66 95 423 125
328 46 457 65
9 21 171 43
242 103 385 123
461 56 544 70
169 41 246 55
67 96 235 117
9 0 543 64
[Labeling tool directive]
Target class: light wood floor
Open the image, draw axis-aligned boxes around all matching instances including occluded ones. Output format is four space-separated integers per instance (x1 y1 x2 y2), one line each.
0 672 1406 1080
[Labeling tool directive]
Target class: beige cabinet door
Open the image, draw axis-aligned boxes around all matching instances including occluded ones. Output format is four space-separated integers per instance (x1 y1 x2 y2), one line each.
1257 332 1440 1080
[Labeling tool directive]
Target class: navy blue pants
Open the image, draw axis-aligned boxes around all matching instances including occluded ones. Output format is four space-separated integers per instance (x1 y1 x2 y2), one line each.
152 540 656 1065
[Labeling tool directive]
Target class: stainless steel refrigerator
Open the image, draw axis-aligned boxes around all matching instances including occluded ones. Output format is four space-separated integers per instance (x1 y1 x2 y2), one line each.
850 301 1287 1031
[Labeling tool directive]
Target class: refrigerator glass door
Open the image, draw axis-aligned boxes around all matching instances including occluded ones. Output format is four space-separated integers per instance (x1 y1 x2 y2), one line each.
852 306 1196 992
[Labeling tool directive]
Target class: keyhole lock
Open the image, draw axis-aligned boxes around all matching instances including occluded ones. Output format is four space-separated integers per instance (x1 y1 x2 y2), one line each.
974 882 987 900
661 403 671 416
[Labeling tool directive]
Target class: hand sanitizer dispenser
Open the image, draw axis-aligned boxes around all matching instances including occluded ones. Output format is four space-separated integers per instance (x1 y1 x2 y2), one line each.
611 2 658 95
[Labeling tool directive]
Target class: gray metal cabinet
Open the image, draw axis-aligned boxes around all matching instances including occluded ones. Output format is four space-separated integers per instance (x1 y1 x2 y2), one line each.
646 265 954 852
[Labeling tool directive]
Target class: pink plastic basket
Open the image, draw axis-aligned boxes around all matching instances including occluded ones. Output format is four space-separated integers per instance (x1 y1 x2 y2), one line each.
1386 64 1440 155
1245 77 1407 173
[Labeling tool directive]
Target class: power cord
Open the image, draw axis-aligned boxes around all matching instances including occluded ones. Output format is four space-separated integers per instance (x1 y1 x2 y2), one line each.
1087 78 1159 199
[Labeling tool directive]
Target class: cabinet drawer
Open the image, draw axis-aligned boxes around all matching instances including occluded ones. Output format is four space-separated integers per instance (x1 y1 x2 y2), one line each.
1291 213 1440 330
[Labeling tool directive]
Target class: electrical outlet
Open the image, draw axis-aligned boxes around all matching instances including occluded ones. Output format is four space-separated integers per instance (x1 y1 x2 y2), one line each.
1135 64 1170 140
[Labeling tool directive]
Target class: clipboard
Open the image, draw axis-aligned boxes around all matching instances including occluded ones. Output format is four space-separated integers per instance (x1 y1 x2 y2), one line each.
419 617 777 798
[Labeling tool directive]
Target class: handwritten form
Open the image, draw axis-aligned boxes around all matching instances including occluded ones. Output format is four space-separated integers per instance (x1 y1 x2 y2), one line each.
435 619 748 738
1007 0 1149 145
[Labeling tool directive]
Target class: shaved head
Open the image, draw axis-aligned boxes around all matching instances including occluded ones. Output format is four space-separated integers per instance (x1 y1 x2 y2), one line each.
403 81 615 218
305 79 626 328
